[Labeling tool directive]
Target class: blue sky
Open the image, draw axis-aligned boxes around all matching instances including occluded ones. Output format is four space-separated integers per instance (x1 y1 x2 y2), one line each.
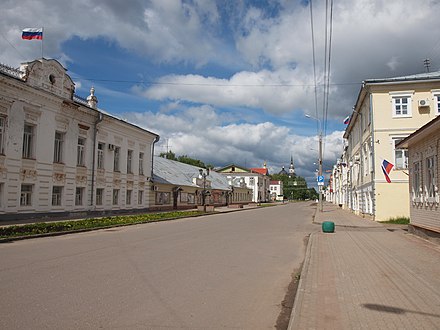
1 0 440 187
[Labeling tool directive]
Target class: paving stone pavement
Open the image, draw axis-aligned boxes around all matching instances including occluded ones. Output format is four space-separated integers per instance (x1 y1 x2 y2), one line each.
288 202 440 330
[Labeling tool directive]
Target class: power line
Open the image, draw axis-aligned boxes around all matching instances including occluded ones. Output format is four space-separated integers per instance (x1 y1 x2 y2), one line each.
309 0 320 135
70 76 360 88
0 31 26 61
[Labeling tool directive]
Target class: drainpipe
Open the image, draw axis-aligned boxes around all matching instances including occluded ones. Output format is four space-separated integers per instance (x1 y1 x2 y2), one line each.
369 91 376 220
150 135 160 182
91 111 103 207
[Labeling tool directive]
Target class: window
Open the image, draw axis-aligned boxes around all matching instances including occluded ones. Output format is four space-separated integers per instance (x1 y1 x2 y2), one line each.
20 184 33 206
139 152 144 175
97 142 104 169
392 95 412 117
114 147 120 172
249 177 255 185
0 116 5 154
426 156 436 199
155 192 170 204
52 186 62 206
393 137 408 169
138 190 143 204
54 132 64 163
434 93 440 115
126 190 132 205
96 188 104 205
75 187 84 206
77 137 85 166
112 189 119 205
412 161 422 199
22 124 34 158
127 150 133 173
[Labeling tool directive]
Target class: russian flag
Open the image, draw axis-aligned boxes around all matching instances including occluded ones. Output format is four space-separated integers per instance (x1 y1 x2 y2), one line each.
381 159 394 183
343 115 350 125
22 28 43 40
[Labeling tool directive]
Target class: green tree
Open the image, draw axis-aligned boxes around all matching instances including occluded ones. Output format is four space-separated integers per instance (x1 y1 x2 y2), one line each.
159 150 177 160
271 173 316 200
177 155 206 168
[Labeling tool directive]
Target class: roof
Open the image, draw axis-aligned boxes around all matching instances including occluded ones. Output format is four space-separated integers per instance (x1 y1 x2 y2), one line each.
153 156 231 190
396 115 440 149
216 164 250 173
344 70 440 139
364 70 440 84
250 168 269 175
270 180 282 185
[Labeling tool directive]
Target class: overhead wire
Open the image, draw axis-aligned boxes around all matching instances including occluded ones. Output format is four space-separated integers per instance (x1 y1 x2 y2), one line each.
309 0 320 136
322 0 334 159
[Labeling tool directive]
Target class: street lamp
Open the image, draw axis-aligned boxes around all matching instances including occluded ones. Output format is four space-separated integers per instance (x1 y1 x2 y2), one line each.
199 168 210 212
305 114 323 212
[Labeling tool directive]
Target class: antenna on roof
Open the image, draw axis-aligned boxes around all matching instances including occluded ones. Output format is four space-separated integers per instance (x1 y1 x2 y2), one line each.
423 58 431 73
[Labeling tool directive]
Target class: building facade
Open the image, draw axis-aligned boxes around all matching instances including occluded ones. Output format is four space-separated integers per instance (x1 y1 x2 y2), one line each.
216 164 271 202
397 116 440 239
343 71 440 220
269 180 283 201
152 157 252 211
0 59 159 220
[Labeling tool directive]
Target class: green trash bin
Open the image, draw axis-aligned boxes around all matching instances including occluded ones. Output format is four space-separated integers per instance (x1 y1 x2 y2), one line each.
322 221 335 233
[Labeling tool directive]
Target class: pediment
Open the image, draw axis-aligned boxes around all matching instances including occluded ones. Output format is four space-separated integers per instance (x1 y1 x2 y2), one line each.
20 59 75 100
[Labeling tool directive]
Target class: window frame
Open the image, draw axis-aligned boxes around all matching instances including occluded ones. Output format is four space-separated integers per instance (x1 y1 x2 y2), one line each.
126 189 132 205
127 149 133 174
138 190 143 204
22 123 35 159
96 188 104 205
113 147 120 172
392 137 409 170
77 137 86 166
390 92 413 118
75 187 84 206
433 91 440 115
52 186 63 206
0 116 6 155
412 161 422 202
139 152 144 175
20 184 33 206
97 142 105 169
53 131 64 164
425 156 437 201
112 189 119 205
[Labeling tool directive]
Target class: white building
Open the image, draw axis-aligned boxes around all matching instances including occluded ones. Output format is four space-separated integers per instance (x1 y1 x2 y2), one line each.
216 164 271 202
269 180 283 201
0 59 159 221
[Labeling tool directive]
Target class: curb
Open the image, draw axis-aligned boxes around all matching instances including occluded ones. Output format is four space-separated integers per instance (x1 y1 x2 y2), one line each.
287 231 315 330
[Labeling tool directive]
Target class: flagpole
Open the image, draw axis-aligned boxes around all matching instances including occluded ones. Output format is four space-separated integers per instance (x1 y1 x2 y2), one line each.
41 27 44 60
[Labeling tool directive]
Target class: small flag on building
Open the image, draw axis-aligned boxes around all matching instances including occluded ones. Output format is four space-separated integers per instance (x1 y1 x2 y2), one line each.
343 115 350 125
22 28 43 40
381 159 394 183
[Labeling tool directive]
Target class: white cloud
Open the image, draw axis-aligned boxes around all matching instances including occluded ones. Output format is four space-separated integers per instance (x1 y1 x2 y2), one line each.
124 105 344 186
137 67 316 114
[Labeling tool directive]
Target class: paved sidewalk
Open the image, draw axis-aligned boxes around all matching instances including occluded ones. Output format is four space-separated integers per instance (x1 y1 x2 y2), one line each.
289 202 440 330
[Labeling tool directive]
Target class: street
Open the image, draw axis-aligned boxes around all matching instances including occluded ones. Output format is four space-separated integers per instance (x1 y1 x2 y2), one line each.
0 202 316 329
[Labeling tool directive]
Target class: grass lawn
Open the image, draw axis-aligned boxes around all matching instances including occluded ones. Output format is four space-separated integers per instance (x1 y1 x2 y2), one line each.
0 210 204 240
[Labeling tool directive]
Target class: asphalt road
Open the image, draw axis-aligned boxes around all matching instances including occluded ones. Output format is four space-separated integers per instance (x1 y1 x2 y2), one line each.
0 202 317 329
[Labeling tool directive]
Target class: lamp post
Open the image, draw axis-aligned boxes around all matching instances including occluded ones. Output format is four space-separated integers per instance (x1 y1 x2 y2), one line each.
305 114 323 212
199 168 209 212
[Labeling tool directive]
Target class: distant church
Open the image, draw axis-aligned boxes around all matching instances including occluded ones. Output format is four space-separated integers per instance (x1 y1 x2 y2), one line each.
278 156 296 178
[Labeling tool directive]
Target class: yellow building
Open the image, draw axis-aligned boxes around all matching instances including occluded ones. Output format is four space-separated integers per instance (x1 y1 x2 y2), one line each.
344 71 440 221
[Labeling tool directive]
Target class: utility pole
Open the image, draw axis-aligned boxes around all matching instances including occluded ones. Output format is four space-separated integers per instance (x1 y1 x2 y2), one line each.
306 114 324 212
318 133 323 212
424 58 431 73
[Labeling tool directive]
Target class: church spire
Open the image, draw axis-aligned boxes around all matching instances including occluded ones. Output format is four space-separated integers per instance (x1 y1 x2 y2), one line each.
289 155 295 177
